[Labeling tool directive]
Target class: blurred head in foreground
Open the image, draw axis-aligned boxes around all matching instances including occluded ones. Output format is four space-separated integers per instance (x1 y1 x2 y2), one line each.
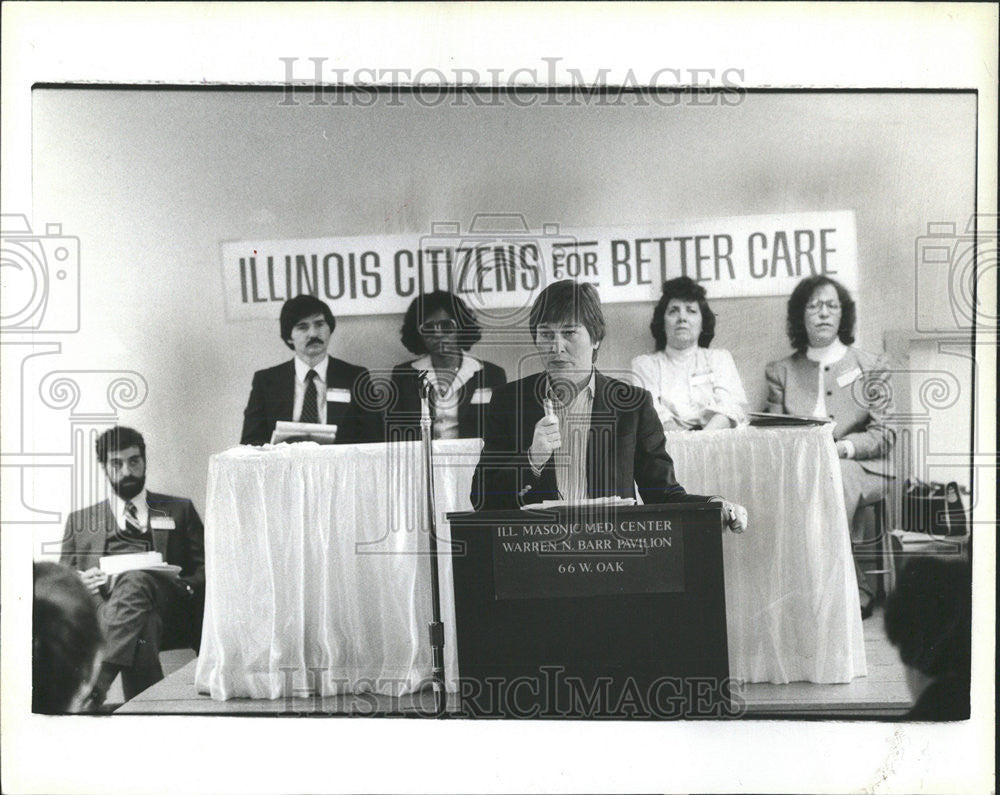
884 556 971 720
33 562 104 713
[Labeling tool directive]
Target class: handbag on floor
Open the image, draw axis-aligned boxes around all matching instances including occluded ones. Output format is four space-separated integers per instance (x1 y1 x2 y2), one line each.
902 479 968 537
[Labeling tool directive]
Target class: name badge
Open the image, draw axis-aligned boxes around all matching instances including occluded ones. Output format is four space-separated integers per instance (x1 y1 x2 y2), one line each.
837 368 862 388
327 388 352 403
471 388 493 405
150 516 176 530
690 372 714 386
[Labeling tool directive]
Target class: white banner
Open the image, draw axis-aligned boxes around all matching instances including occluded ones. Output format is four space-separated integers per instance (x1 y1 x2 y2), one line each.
221 211 857 320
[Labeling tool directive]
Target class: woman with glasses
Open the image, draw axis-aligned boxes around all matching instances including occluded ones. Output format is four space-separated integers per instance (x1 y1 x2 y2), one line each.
631 276 749 432
765 275 895 618
387 290 506 440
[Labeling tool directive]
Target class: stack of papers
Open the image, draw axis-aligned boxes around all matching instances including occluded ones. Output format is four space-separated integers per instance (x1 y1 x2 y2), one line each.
270 421 338 444
100 551 181 577
525 497 637 510
749 412 831 427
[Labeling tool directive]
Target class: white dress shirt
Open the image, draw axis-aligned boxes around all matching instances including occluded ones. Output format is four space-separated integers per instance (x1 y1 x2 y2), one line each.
293 355 328 424
109 488 149 532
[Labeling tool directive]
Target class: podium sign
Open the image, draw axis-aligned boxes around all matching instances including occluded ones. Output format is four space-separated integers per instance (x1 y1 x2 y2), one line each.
447 503 734 719
493 513 684 599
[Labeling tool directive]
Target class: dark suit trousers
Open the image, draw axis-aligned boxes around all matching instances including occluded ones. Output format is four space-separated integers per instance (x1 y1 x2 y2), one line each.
97 570 190 698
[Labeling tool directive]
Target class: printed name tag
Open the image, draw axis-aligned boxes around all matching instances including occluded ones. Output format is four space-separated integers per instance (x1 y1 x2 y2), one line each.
837 368 862 388
470 388 493 405
150 516 176 530
327 388 352 403
690 372 714 386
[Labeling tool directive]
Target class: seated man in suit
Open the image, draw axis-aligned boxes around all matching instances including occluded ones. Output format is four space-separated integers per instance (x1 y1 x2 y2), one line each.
470 279 746 531
60 426 205 705
240 294 384 445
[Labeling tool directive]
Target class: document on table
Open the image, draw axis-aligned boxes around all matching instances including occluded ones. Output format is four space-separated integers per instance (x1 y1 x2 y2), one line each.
270 421 338 444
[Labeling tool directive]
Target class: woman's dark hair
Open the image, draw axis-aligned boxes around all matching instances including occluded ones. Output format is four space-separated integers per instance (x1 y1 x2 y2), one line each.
529 280 606 348
885 557 971 682
786 275 856 352
280 294 337 348
650 277 716 350
33 562 103 714
400 290 483 355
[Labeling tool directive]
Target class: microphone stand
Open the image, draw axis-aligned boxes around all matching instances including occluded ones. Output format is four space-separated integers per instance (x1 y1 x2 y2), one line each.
419 372 447 717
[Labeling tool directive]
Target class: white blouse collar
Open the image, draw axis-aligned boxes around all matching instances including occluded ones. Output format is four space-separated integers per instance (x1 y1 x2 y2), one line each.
662 345 700 365
806 339 848 366
409 353 483 393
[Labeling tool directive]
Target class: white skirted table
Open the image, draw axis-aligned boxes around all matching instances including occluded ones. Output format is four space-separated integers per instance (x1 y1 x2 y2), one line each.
668 425 866 684
195 426 865 700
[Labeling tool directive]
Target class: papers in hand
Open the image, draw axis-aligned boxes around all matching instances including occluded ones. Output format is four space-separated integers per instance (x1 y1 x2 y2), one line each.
525 497 637 510
270 421 338 445
99 551 181 577
748 412 831 427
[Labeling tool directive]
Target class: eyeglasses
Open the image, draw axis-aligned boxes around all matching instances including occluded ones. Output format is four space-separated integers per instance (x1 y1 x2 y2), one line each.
419 318 458 334
805 300 842 314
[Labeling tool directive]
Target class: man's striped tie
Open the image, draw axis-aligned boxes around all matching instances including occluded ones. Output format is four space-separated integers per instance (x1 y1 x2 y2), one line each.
124 500 145 535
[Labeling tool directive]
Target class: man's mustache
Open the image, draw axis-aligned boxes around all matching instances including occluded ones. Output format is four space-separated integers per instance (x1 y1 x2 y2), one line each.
307 337 324 345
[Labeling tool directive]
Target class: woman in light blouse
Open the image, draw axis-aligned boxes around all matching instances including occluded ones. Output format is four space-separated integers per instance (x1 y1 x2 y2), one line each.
631 277 749 432
765 275 895 618
386 290 506 440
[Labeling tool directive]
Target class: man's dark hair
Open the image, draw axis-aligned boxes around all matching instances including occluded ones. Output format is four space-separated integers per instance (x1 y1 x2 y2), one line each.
529 280 606 348
279 294 337 349
885 557 971 681
95 426 145 465
399 290 483 355
786 275 856 353
650 276 716 350
33 562 103 714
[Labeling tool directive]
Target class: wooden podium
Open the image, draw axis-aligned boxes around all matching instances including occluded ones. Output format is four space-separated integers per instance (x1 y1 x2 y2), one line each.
446 503 732 719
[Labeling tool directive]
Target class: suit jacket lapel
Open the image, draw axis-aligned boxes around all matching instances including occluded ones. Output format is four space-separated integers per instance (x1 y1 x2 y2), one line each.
526 373 558 498
145 491 170 557
92 500 115 559
277 360 296 421
586 372 616 499
326 356 353 390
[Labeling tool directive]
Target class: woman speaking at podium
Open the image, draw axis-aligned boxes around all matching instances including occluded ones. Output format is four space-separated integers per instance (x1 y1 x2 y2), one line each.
470 280 746 532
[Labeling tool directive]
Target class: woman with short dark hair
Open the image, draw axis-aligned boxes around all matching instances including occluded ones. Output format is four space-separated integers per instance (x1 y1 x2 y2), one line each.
387 290 505 440
471 280 747 532
631 277 748 431
765 275 895 617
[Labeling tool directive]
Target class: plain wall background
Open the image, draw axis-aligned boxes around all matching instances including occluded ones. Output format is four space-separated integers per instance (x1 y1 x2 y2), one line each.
27 89 976 539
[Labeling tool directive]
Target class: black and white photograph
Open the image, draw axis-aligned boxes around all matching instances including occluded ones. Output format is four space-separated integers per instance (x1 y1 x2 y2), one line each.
1 3 995 793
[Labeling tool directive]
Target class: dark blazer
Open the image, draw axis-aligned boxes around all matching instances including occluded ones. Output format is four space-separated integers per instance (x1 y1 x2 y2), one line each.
386 358 507 440
60 491 205 650
240 356 384 445
470 371 708 511
765 347 894 476
60 491 205 596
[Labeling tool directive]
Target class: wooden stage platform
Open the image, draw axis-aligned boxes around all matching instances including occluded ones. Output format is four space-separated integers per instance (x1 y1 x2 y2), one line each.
115 605 913 719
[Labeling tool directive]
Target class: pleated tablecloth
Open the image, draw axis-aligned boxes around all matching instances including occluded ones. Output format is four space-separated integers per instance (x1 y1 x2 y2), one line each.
195 427 865 700
667 425 866 684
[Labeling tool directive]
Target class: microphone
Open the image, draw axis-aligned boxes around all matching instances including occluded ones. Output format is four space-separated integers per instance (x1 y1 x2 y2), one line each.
544 386 560 449
418 370 434 424
544 386 558 420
